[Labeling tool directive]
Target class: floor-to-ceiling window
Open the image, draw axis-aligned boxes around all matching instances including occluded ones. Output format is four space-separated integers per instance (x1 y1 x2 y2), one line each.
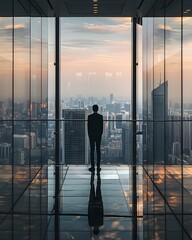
0 15 143 239
57 17 143 239
60 17 133 166
0 15 52 239
2 1 192 239
143 3 192 238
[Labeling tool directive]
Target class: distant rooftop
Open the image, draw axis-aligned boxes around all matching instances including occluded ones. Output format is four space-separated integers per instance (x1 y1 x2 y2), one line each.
14 134 28 138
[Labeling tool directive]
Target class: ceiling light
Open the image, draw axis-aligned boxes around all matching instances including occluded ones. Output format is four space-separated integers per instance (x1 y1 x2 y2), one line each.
93 0 98 14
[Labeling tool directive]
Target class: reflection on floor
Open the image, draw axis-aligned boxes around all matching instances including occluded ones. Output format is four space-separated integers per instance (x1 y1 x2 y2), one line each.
143 165 192 239
47 165 143 240
2 164 192 239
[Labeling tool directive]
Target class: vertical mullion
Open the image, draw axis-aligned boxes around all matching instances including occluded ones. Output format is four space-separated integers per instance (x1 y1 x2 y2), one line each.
132 16 137 240
11 1 14 238
164 4 167 238
55 19 60 164
181 0 184 238
55 16 60 240
40 17 43 238
29 15 32 240
145 19 149 239
152 16 155 240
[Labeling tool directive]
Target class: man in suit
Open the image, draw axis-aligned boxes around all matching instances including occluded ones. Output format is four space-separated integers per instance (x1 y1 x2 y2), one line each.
88 104 103 172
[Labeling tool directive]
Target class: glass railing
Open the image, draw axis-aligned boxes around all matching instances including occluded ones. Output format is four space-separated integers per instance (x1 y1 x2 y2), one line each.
58 119 143 166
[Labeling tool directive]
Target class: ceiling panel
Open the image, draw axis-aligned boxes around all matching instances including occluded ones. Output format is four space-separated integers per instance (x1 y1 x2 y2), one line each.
136 0 157 17
99 2 126 15
122 0 137 16
64 1 126 16
0 0 191 17
65 2 92 15
145 0 192 17
0 0 13 16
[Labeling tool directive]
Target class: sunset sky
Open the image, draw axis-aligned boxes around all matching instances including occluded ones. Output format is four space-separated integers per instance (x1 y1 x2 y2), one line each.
1 17 192 104
60 17 132 101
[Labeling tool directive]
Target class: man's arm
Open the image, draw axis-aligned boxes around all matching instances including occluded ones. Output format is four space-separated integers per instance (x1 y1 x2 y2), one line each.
88 115 91 136
100 115 103 135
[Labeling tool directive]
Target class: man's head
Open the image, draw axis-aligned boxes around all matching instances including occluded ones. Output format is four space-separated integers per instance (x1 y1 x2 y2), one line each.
92 104 98 113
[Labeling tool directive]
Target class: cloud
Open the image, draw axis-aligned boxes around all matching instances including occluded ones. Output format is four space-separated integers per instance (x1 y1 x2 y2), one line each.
82 23 129 34
61 39 109 49
0 21 46 50
63 23 109 34
109 17 131 24
0 23 27 31
0 22 29 39
158 24 172 31
61 17 131 36
61 39 131 59
76 72 82 77
4 23 26 30
84 24 113 33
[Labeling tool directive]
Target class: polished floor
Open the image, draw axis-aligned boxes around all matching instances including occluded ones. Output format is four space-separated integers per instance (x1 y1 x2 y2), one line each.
1 165 192 239
47 165 143 240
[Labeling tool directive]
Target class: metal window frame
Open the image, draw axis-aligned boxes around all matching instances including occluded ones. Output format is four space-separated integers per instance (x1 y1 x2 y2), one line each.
54 17 139 240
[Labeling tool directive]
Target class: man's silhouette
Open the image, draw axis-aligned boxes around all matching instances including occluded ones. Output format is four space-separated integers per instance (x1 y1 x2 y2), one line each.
88 104 103 172
88 172 104 235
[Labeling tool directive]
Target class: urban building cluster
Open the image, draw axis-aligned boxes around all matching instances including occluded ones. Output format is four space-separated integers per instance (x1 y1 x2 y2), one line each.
1 89 192 166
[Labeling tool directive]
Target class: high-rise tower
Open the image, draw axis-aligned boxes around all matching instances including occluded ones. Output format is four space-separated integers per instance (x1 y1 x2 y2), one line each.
151 81 168 164
62 109 88 164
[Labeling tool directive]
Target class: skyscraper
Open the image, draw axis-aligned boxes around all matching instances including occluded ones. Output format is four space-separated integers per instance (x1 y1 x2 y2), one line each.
116 113 123 129
122 122 132 164
173 142 181 157
110 93 113 104
0 143 11 164
0 101 5 119
30 132 37 149
62 109 88 164
14 134 29 149
108 112 116 135
151 81 168 164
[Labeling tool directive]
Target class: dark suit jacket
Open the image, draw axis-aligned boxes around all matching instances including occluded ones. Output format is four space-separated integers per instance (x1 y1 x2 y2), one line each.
88 113 103 139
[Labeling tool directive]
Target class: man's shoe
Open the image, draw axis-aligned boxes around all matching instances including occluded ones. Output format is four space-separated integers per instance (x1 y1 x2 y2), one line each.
89 167 95 172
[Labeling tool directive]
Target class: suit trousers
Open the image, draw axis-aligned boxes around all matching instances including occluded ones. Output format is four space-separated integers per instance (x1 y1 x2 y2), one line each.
89 136 101 167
